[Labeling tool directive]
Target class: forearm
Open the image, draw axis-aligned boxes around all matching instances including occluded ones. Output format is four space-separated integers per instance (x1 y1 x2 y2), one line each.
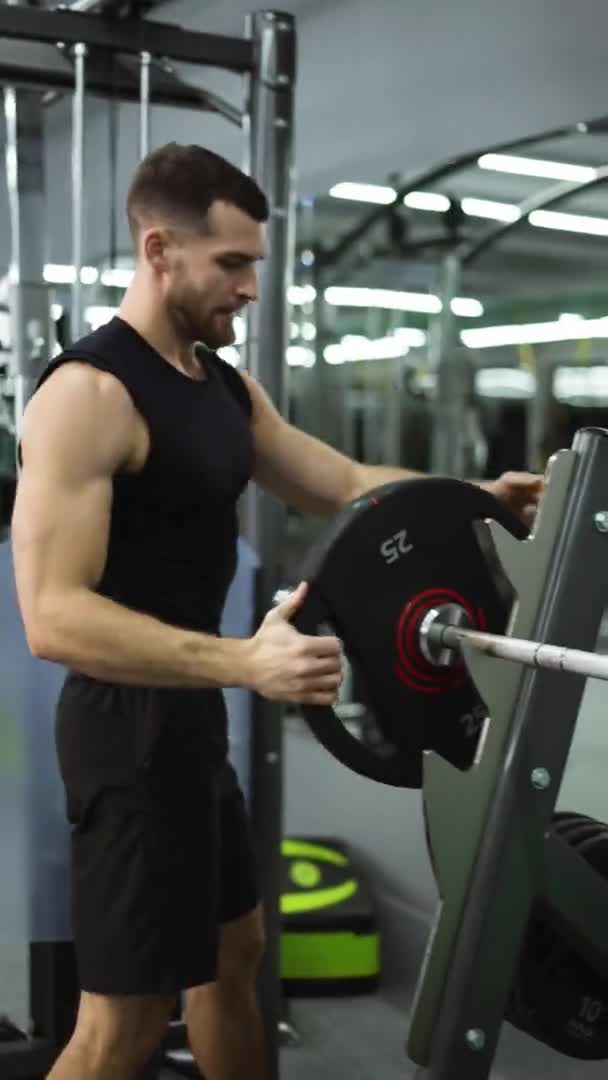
348 463 493 503
31 587 252 689
347 462 427 502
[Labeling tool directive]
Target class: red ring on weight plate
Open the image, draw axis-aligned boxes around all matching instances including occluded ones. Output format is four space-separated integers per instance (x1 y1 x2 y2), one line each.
398 595 467 691
396 600 469 693
395 588 486 693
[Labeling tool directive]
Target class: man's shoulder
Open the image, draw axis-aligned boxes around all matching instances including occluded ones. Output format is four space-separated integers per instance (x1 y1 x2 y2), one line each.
206 351 253 419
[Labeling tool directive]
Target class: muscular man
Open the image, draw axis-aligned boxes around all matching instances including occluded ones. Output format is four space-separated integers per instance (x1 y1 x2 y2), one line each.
12 143 542 1080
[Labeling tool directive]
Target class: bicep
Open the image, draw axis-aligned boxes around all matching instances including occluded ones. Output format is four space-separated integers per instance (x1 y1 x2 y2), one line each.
12 460 113 627
11 367 132 644
239 370 354 514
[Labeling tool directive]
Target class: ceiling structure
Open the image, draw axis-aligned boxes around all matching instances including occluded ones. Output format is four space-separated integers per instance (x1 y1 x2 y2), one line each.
1 0 608 374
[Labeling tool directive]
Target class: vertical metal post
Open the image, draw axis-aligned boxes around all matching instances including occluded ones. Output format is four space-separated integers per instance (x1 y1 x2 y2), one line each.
242 12 296 1080
526 357 555 471
139 51 152 160
4 86 51 429
71 43 87 343
311 256 340 445
429 253 467 475
382 352 407 466
292 197 321 438
242 9 295 567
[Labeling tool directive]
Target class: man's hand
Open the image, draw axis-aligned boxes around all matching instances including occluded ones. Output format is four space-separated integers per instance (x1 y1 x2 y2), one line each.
480 471 544 529
248 582 343 704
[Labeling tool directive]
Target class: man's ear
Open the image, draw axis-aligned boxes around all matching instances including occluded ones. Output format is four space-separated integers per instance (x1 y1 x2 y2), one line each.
142 228 173 272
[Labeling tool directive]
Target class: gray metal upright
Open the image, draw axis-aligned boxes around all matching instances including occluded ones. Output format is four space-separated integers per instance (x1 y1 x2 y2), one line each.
139 50 152 160
428 253 468 475
243 9 295 573
526 358 556 471
242 12 296 1080
70 42 87 342
3 86 51 429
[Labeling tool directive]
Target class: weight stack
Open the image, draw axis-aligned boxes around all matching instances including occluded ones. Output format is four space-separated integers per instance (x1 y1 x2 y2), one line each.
507 811 608 1060
280 837 380 996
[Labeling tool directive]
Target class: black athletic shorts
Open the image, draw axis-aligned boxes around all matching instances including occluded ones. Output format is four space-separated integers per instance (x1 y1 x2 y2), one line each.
55 673 259 995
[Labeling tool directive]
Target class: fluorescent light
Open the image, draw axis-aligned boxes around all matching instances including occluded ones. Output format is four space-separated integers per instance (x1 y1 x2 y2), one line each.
84 305 118 330
403 191 451 212
300 321 317 341
554 365 608 403
400 188 608 237
475 368 536 399
233 315 246 346
461 316 608 349
0 310 9 347
324 286 482 317
392 328 428 346
325 286 441 314
451 297 484 318
287 345 315 367
216 345 240 366
324 331 425 365
288 284 317 306
404 190 520 221
461 197 521 223
478 153 598 183
43 264 98 285
529 208 608 237
100 267 135 288
329 182 396 205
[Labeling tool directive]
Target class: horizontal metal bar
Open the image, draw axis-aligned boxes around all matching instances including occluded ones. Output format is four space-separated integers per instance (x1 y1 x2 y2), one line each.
0 43 230 113
0 1037 55 1077
0 5 254 71
317 113 608 273
433 622 608 681
459 163 608 267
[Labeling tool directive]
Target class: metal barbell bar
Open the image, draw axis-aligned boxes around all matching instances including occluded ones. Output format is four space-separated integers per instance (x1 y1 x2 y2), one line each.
419 603 608 682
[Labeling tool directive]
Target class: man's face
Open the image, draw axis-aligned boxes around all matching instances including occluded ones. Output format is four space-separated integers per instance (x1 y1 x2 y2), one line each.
153 200 266 348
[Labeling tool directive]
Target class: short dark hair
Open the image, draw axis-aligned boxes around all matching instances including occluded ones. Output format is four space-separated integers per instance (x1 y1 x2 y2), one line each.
126 142 269 242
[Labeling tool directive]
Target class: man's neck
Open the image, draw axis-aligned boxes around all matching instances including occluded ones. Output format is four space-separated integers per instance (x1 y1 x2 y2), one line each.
119 283 203 379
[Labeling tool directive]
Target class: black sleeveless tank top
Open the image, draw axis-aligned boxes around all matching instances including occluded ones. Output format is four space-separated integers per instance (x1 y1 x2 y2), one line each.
32 316 255 784
36 316 254 633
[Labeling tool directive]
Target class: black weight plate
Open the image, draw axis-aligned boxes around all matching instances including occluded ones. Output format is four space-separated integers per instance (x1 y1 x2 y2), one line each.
507 813 608 1060
294 477 527 787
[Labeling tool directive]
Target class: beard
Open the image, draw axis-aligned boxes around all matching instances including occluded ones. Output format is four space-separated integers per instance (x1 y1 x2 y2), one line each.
167 285 236 350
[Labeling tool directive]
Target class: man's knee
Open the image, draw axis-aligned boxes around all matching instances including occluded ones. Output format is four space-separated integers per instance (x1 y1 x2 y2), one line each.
219 906 266 988
186 906 266 1012
70 990 175 1070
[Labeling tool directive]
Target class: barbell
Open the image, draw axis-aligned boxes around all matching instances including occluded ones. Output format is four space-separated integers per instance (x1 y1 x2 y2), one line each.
420 604 608 681
291 475 607 788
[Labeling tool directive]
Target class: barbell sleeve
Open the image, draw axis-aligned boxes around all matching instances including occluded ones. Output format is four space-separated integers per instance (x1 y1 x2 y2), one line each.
425 617 608 682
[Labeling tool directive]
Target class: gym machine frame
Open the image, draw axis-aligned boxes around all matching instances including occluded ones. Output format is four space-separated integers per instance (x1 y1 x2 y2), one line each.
0 5 294 1079
405 164 608 1076
409 427 608 1077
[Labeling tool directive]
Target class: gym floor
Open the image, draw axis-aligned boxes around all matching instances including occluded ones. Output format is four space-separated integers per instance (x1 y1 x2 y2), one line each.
157 990 608 1079
2 942 607 1077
